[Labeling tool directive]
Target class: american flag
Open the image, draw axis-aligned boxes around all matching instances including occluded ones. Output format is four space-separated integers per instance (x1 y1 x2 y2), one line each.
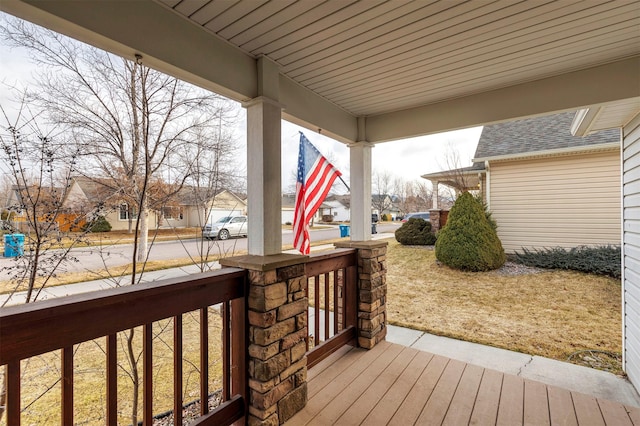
293 132 342 254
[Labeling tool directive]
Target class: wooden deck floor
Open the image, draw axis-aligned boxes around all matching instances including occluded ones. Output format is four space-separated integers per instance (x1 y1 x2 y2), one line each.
288 341 640 425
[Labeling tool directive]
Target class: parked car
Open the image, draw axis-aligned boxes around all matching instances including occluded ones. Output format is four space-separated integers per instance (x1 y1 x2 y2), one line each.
202 215 248 240
401 212 430 223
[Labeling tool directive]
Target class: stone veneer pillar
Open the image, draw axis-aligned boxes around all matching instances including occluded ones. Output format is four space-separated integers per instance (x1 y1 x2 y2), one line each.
334 240 388 349
220 254 309 426
429 209 449 232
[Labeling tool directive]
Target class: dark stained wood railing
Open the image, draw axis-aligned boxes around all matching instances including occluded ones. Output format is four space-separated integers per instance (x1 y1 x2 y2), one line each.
305 248 358 368
0 268 248 426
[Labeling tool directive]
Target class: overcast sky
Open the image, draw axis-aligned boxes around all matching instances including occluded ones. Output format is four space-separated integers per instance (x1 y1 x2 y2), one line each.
0 13 482 193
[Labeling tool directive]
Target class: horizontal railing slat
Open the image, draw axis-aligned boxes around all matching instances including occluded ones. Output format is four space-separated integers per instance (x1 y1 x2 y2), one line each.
0 268 246 364
190 395 245 426
305 249 357 276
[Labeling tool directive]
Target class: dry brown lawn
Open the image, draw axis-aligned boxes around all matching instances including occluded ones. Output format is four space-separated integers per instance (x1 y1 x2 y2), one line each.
385 239 622 372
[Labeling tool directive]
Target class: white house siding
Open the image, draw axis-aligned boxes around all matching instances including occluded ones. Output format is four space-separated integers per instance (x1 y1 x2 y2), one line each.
623 113 640 387
282 209 295 224
488 149 621 253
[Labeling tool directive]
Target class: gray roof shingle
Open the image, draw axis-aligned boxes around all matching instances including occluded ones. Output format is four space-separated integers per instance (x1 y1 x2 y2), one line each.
473 111 619 160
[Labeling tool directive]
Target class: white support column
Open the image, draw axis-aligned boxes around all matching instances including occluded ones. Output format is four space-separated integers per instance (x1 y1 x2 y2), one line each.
349 138 373 241
243 57 283 255
432 180 439 209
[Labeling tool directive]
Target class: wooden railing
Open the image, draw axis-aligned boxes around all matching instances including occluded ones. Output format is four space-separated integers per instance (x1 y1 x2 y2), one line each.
305 248 358 368
0 269 248 426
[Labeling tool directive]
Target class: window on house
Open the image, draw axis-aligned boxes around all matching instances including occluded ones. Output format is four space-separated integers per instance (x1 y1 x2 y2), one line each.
163 207 183 220
119 204 137 220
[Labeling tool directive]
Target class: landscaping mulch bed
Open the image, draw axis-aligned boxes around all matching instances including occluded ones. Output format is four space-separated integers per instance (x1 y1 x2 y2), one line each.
153 391 222 426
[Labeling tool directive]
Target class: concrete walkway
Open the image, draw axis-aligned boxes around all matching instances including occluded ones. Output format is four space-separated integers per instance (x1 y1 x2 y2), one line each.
386 324 640 408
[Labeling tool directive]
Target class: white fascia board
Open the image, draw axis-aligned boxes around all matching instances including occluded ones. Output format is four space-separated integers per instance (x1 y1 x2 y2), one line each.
280 76 357 145
571 108 602 136
365 57 640 143
473 142 620 163
420 168 485 180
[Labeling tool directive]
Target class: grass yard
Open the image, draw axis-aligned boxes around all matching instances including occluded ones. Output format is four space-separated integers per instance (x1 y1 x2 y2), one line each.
385 239 623 373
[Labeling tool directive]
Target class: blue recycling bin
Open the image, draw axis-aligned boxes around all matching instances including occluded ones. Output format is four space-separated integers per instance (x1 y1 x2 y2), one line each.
339 224 350 237
4 234 25 257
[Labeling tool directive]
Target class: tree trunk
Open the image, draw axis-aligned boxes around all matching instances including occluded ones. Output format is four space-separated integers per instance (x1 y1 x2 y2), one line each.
137 205 149 263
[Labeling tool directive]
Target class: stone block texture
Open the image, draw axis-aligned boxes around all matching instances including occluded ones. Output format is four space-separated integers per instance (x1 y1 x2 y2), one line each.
246 264 308 425
356 243 388 349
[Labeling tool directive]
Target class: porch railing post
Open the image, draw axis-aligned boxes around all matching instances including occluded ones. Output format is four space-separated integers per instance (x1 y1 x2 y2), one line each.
335 241 389 349
221 254 309 425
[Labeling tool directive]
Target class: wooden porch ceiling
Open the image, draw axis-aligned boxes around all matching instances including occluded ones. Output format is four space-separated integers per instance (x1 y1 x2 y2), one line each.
289 341 640 425
1 1 638 143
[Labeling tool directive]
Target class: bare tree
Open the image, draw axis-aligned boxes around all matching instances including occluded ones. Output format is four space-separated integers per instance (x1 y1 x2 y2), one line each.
372 170 394 217
0 102 98 422
1 19 243 425
437 142 474 195
1 18 239 266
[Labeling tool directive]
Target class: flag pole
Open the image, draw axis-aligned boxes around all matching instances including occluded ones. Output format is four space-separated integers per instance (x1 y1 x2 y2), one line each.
338 175 350 192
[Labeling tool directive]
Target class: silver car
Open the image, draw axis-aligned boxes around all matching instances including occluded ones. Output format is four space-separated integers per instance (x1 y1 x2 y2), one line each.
202 215 248 240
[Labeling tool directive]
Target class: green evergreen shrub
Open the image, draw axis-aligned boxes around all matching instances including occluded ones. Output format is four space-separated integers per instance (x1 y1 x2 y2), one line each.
85 215 112 233
475 194 497 232
382 213 392 221
512 245 621 279
395 218 437 245
435 192 505 271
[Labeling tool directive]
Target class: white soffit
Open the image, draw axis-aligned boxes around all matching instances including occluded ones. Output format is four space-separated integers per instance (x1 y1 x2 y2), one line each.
572 98 640 136
1 0 639 143
158 0 640 115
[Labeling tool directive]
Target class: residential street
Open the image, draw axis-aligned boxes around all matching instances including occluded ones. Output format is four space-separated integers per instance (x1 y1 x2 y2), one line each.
0 223 399 306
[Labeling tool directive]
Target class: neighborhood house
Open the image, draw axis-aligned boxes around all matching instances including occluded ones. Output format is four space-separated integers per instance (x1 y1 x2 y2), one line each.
423 111 621 253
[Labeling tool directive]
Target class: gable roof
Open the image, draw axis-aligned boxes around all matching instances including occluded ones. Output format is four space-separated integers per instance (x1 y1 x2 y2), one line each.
473 111 620 161
73 176 117 203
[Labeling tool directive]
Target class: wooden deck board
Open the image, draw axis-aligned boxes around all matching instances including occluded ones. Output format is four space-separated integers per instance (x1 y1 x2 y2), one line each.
548 385 578 426
307 343 404 425
572 392 606 426
415 359 467 425
362 350 434 426
295 342 393 424
598 399 634 426
335 346 419 425
442 363 484 425
497 374 525 426
629 405 640 425
389 355 450 425
524 379 550 426
286 341 640 425
469 369 503 426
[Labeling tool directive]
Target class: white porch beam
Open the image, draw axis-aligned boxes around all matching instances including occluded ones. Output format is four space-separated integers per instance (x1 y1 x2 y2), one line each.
366 57 640 143
349 117 373 241
0 0 256 101
244 57 282 256
0 0 359 144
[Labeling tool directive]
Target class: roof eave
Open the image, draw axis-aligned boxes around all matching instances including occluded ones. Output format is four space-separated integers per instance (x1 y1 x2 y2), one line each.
473 141 619 163
570 108 602 137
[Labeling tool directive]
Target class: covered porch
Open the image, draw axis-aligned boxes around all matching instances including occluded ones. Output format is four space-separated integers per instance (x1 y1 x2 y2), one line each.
1 1 639 425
